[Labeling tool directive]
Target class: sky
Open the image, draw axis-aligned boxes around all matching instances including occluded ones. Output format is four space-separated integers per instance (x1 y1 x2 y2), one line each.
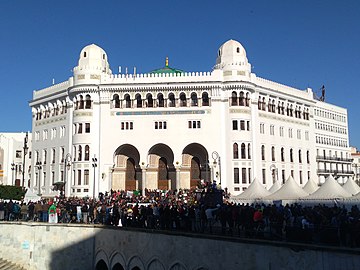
0 1 359 148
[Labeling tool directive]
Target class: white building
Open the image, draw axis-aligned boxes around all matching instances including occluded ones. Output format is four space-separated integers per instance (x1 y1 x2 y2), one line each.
0 132 31 187
29 39 352 198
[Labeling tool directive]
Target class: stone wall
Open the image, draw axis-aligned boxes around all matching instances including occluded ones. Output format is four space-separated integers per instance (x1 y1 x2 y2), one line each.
0 222 359 270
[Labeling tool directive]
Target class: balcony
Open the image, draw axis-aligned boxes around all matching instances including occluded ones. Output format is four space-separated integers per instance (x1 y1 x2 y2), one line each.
316 155 353 163
317 169 354 175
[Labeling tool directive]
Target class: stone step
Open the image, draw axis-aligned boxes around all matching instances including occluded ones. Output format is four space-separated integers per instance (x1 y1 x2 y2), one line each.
0 258 26 270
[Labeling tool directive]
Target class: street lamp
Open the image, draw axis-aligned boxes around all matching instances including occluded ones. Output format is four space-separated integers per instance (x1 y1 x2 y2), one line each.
35 161 42 196
92 156 97 198
22 132 29 189
212 151 221 186
64 153 72 198
11 162 15 186
270 164 279 184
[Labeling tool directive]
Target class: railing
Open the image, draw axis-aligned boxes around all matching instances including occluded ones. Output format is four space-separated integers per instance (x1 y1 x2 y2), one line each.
317 169 354 175
316 156 353 162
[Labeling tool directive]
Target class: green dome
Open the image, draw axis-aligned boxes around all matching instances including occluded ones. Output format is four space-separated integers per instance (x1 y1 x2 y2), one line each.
149 57 184 74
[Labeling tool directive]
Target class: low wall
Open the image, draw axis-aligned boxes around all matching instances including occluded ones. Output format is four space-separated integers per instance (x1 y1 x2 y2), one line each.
0 222 359 270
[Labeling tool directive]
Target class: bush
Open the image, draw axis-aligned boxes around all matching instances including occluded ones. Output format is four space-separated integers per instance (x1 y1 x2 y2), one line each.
0 185 26 200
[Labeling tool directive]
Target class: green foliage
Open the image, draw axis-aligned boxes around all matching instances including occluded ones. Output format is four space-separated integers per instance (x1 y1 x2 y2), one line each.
0 185 26 200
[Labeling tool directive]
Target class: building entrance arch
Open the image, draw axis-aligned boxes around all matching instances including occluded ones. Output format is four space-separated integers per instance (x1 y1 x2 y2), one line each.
148 143 175 190
182 143 210 188
113 144 141 191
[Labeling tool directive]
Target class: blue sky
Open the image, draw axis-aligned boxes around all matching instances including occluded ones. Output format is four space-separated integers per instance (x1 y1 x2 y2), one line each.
1 1 359 148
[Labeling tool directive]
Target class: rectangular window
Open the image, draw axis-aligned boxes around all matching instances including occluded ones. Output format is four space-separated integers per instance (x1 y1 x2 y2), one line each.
84 169 89 185
155 122 158 129
52 171 55 184
260 123 265 134
289 128 293 138
240 120 245 130
188 120 201 129
262 169 266 184
61 171 64 182
78 123 83 134
242 168 247 184
297 130 301 139
188 121 192 128
282 169 285 184
121 122 124 130
270 125 274 135
247 121 250 131
305 131 309 140
248 168 252 183
163 122 167 129
130 122 133 130
77 170 82 185
299 171 303 185
280 127 284 137
232 120 238 130
291 170 294 178
234 168 239 184
85 123 90 133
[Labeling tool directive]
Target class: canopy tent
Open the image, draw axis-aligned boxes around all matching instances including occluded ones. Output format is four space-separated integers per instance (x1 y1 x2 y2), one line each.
268 180 282 193
264 176 309 201
23 188 41 203
230 178 271 203
303 178 319 194
342 178 360 196
301 175 352 200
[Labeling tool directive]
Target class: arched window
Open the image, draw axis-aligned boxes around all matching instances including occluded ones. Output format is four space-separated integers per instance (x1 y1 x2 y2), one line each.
78 145 82 161
261 145 265 161
271 146 275 161
202 92 210 106
124 94 131 108
248 143 251 159
290 148 293 163
241 143 246 159
239 92 245 106
262 97 266 111
146 93 153 108
85 145 90 161
85 95 92 109
233 143 239 159
135 93 142 108
231 91 238 106
78 95 84 109
179 92 187 107
113 94 120 108
190 92 198 106
281 147 285 162
245 92 250 106
157 93 164 107
168 93 175 107
298 150 302 163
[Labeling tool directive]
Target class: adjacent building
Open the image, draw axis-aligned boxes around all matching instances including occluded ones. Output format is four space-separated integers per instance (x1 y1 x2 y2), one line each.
29 39 351 197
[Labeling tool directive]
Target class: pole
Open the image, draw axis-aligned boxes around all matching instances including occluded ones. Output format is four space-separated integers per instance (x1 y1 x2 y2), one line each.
22 132 28 188
92 156 97 198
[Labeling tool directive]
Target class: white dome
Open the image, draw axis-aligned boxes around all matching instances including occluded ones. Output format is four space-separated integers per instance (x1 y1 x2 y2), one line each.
76 44 111 74
214 39 251 73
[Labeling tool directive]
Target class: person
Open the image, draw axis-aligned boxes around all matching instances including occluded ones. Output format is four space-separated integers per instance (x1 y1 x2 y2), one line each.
48 203 58 223
20 203 28 221
0 200 5 221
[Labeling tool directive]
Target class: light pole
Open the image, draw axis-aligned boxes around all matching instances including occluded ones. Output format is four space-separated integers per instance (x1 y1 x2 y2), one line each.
92 156 97 199
64 153 72 198
11 162 15 186
22 132 29 189
35 161 42 196
212 151 221 186
270 164 278 184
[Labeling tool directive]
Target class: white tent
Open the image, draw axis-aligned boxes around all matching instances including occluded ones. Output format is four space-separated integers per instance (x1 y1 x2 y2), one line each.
342 178 360 195
23 188 41 203
302 175 352 200
230 178 271 203
264 176 309 201
268 180 282 193
303 178 319 194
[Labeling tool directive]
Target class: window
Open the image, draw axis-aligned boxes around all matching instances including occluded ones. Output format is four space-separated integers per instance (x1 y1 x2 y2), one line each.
202 92 210 106
231 92 238 106
234 168 239 184
297 130 301 139
242 168 247 184
190 92 198 106
78 145 82 161
260 123 265 134
305 131 309 140
247 143 251 159
282 170 285 184
299 171 303 185
262 169 266 184
239 92 245 106
261 145 265 161
270 125 274 135
84 169 89 185
85 123 90 133
85 145 90 161
290 149 293 162
288 128 293 138
157 93 165 107
155 121 167 129
188 120 201 129
241 143 246 159
146 93 153 107
135 94 142 108
52 148 56 164
281 147 285 162
179 92 187 107
240 120 245 130
16 150 22 158
233 143 239 159
298 150 302 163
113 94 120 108
232 120 238 130
248 168 252 183
271 146 275 161
306 150 310 164
121 121 133 130
52 171 55 184
77 170 82 185
78 123 83 134
247 121 250 131
279 127 284 137
85 95 92 109
168 93 175 107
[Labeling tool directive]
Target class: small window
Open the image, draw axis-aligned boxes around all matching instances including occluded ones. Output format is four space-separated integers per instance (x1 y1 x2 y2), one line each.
83 52 87 57
237 47 240 53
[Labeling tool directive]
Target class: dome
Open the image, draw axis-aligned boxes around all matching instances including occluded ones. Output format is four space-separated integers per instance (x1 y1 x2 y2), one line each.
214 39 251 73
76 44 111 74
149 57 184 74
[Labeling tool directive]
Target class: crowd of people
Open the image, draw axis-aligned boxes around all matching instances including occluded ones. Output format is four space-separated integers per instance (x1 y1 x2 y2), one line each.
1 183 360 248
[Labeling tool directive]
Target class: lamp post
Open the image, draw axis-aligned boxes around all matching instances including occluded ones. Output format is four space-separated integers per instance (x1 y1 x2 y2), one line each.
92 156 97 199
270 164 278 184
35 161 42 196
64 153 72 198
22 132 28 189
212 151 221 186
11 162 15 186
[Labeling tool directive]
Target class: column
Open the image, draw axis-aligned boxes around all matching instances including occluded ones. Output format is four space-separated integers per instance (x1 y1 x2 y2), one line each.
141 168 147 196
